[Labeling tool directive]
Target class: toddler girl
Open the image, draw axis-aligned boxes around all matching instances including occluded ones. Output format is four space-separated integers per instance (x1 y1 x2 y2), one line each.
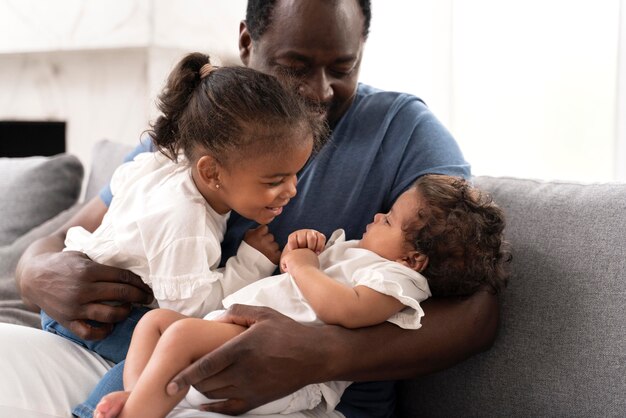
38 52 323 417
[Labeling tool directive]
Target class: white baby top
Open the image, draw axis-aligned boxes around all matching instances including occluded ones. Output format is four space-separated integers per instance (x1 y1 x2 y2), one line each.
222 229 432 330
215 229 431 411
65 152 276 318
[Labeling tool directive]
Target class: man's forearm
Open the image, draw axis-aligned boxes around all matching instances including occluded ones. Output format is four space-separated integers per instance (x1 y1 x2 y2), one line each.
319 290 499 382
16 197 109 311
15 232 66 311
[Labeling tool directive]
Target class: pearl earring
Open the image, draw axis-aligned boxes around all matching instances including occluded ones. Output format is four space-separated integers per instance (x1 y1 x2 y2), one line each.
215 184 220 189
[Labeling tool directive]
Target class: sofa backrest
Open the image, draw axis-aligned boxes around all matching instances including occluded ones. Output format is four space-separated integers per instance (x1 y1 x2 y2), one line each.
396 176 626 417
84 139 134 200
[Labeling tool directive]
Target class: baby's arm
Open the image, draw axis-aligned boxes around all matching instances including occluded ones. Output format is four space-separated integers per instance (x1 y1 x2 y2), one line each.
281 249 404 329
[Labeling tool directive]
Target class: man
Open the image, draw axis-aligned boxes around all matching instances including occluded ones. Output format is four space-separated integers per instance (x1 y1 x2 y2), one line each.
8 0 498 417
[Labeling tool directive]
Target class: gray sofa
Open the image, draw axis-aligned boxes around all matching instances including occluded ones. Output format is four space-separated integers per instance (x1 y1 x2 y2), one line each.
1 140 625 417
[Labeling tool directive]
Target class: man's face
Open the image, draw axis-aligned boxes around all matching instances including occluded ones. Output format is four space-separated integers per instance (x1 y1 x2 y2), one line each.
240 0 365 128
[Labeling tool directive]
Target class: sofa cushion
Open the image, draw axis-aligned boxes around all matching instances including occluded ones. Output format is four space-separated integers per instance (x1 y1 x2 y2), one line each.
396 176 626 417
83 139 134 201
0 154 83 246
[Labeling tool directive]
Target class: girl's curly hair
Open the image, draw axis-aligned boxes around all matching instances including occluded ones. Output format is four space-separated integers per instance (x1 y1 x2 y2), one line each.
405 175 512 297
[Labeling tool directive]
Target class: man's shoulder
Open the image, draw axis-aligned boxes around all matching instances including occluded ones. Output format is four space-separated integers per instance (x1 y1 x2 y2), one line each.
336 83 432 135
354 83 426 108
344 83 430 124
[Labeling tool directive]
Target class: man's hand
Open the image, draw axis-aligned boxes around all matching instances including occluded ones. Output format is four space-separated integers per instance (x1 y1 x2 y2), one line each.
21 250 153 340
244 225 280 264
167 304 335 415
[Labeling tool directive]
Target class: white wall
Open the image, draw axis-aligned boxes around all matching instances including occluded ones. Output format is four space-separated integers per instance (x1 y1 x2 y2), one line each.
1 0 624 183
0 0 245 180
617 0 626 180
361 0 622 182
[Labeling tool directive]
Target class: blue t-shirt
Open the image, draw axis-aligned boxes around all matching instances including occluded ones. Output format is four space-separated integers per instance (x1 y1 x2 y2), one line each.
100 83 470 417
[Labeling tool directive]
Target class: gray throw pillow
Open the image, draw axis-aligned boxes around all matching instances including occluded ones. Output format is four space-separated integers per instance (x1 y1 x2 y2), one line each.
0 154 83 246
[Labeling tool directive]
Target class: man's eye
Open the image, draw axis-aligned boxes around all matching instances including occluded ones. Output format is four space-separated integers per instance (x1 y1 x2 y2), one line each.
331 66 355 77
277 64 307 77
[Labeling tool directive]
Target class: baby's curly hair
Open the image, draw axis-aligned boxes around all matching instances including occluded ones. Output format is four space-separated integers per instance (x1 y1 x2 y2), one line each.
405 175 512 297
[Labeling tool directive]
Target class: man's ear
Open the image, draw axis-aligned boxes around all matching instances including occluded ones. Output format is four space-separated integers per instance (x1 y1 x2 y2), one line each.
196 155 221 190
401 252 429 273
239 20 252 66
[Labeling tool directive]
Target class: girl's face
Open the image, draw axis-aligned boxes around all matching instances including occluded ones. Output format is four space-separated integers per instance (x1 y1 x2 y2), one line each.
217 139 313 225
360 187 423 263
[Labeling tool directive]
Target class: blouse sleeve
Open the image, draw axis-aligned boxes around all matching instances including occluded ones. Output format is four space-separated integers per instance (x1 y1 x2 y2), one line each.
354 263 432 330
145 238 276 318
218 240 277 297
146 235 226 318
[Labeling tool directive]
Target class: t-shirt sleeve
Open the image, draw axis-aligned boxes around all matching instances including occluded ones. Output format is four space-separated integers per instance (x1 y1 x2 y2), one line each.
354 262 431 330
388 97 472 204
99 138 154 207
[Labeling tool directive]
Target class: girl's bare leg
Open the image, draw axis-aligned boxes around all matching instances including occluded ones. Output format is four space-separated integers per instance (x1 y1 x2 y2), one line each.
124 309 189 390
96 309 189 418
118 316 246 418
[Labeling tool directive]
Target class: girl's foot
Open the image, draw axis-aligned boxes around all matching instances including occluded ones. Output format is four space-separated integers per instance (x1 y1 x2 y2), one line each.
94 391 130 418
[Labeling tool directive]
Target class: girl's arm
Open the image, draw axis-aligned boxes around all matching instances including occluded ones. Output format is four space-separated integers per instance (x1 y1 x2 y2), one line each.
281 248 405 329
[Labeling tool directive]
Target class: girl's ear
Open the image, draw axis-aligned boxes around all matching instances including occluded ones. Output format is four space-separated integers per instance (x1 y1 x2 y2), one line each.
196 155 221 190
401 251 429 272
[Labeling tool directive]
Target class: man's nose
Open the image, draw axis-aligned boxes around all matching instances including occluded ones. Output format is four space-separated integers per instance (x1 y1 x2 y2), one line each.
299 70 333 104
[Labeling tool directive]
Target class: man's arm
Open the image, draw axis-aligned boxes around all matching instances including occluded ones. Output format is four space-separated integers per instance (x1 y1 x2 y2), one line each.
167 289 498 414
16 196 153 340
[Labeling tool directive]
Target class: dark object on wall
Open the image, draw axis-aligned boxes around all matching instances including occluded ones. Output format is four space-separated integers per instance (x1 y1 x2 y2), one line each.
0 121 66 157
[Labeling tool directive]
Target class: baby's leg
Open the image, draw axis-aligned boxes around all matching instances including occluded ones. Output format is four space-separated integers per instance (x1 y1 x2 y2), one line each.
119 318 246 418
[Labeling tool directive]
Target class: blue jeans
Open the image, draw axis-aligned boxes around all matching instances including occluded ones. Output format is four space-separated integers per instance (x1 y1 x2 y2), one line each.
41 306 150 363
73 360 126 418
41 307 150 417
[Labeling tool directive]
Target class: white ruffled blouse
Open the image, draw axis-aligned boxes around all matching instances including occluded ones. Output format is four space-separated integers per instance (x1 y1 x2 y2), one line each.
65 152 276 318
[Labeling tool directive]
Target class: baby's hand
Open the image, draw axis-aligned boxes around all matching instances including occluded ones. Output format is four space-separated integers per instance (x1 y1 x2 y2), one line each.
280 229 325 273
244 225 280 265
285 229 326 254
280 248 320 275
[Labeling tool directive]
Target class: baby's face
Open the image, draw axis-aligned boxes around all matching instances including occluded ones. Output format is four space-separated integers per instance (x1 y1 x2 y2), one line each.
359 187 423 262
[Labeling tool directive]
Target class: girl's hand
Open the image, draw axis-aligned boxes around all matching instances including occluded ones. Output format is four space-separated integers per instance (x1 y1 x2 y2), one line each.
280 248 320 275
244 225 280 265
